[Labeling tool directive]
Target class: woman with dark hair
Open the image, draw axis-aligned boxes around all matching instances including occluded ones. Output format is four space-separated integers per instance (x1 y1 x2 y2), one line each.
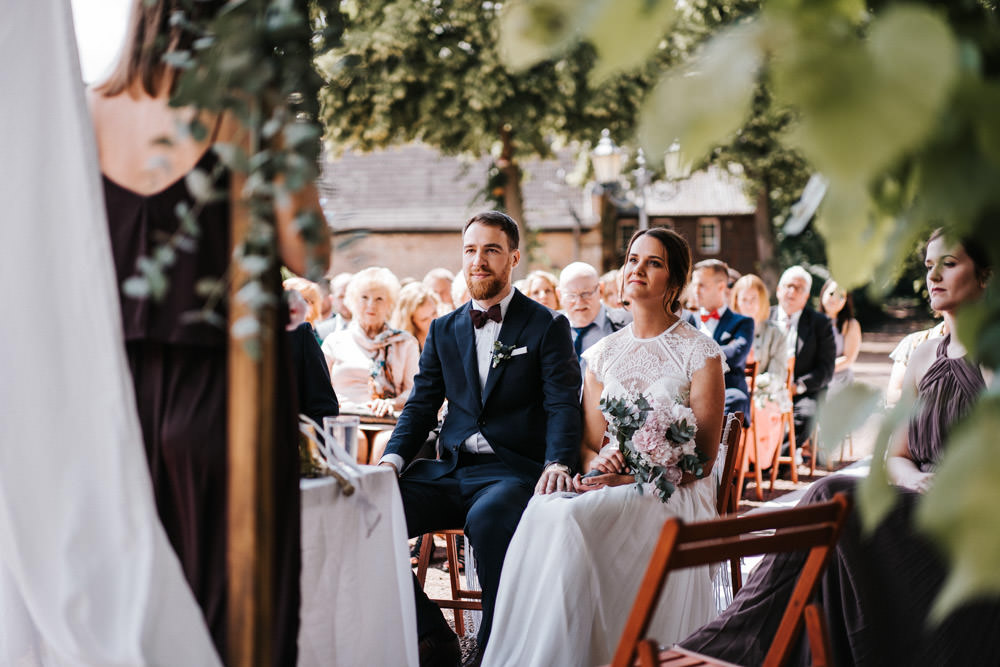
483 227 726 667
680 229 997 666
88 1 328 662
820 278 862 391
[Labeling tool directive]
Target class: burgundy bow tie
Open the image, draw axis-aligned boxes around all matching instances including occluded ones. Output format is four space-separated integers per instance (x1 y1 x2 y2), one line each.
700 309 720 323
470 304 502 328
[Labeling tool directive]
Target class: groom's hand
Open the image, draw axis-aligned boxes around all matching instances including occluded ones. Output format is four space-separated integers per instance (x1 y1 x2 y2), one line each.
535 464 572 495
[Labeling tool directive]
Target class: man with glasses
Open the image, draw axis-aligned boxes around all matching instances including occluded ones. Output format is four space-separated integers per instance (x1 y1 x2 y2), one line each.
557 262 631 368
771 265 835 466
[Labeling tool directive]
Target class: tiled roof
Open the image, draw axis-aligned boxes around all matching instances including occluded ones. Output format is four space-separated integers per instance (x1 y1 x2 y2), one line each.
319 145 756 232
643 166 756 217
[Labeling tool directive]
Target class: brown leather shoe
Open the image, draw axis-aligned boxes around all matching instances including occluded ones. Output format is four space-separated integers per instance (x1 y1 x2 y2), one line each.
418 629 460 667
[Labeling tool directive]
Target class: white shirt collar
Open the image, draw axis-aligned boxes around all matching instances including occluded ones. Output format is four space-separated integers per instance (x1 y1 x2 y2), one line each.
700 304 727 318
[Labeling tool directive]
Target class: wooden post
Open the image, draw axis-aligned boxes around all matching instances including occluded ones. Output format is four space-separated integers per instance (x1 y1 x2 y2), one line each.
227 204 277 666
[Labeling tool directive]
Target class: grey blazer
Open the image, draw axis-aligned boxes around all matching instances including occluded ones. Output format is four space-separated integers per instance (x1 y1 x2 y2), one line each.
754 319 788 378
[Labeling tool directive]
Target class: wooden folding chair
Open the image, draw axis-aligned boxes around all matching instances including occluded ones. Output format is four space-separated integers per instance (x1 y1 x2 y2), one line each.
736 362 764 502
769 357 799 486
607 493 851 667
716 411 746 592
415 529 482 636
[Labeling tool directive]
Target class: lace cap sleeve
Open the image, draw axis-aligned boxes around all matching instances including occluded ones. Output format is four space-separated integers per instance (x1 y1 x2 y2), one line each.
581 331 615 384
680 322 728 377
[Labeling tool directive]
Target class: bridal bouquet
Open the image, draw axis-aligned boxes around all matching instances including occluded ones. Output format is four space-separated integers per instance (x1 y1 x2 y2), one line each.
599 391 708 503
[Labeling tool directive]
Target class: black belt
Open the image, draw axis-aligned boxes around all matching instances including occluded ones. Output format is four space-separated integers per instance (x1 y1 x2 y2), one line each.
457 451 501 467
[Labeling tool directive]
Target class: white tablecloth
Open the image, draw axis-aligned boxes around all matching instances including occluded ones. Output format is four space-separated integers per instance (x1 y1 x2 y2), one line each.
299 466 418 667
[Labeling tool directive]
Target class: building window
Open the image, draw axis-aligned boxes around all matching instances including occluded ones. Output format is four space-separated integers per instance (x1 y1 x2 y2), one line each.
698 218 720 254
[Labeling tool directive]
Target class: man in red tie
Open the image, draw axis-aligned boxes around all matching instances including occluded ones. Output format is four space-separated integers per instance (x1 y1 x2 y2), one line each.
687 260 753 416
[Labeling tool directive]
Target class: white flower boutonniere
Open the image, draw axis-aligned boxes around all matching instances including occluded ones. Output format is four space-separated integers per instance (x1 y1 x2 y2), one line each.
491 340 516 368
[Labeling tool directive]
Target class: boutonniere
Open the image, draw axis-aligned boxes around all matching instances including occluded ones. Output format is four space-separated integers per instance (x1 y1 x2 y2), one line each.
491 340 516 368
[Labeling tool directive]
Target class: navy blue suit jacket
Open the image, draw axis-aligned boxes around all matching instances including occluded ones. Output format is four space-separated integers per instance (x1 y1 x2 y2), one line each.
385 289 582 482
686 309 753 397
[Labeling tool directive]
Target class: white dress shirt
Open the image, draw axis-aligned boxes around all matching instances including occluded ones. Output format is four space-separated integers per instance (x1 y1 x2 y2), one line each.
462 288 516 454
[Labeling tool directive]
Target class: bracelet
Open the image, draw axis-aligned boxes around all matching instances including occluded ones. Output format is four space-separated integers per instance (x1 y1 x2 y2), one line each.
545 463 571 475
598 443 619 456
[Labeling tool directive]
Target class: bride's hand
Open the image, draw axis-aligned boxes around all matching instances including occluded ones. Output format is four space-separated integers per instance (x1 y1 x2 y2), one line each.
588 449 625 475
901 470 935 494
573 472 634 493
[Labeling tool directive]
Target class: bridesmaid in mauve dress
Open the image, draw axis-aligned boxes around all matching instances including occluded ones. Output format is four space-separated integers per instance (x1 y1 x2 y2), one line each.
88 1 329 663
681 231 999 666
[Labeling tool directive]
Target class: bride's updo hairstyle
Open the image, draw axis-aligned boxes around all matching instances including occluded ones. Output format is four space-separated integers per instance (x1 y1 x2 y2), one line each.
621 227 692 313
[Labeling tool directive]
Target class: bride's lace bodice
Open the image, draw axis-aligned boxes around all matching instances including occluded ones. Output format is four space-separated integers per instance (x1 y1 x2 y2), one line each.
582 320 724 407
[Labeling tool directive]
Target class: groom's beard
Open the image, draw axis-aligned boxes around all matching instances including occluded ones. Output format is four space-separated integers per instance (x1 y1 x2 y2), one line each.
467 266 510 302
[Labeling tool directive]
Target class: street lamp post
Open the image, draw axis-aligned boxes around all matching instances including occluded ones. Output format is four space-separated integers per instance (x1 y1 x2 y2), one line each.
590 129 626 272
633 148 650 231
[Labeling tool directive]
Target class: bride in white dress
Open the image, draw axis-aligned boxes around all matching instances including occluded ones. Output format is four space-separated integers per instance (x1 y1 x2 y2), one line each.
482 228 725 667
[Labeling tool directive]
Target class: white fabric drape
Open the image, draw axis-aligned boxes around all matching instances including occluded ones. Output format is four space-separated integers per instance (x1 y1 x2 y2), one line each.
0 1 221 665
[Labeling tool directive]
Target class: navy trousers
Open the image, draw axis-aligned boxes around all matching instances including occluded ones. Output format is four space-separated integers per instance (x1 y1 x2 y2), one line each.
399 459 534 649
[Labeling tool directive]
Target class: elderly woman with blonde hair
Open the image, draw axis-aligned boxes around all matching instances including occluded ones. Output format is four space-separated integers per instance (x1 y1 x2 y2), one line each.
321 267 420 420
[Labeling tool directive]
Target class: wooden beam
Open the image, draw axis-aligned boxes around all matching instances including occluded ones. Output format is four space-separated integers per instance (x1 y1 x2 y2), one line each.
227 203 277 666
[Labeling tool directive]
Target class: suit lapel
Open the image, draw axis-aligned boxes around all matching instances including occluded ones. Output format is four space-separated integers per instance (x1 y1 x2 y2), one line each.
796 309 808 356
713 309 733 343
482 290 530 405
455 302 482 405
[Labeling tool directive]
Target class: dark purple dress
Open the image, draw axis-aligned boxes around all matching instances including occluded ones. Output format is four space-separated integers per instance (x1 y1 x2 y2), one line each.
104 149 300 666
680 335 998 666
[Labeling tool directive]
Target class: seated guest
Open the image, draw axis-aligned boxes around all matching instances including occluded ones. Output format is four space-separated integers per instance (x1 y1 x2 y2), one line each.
391 282 441 351
820 278 862 394
772 265 835 461
731 274 788 378
423 267 456 313
557 261 631 363
283 276 323 325
599 269 624 309
886 320 947 406
451 271 471 307
317 272 354 340
525 269 561 310
321 267 420 461
687 259 753 416
681 229 999 666
285 290 339 424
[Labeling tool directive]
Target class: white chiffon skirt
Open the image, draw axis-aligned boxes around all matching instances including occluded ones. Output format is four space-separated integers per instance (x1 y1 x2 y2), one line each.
482 477 719 667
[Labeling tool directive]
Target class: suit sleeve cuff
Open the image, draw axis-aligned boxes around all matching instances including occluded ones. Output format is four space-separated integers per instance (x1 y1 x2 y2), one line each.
379 453 405 473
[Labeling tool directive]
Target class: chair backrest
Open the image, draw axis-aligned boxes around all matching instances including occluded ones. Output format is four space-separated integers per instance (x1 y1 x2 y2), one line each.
744 360 758 410
715 412 745 517
610 493 851 667
785 356 796 390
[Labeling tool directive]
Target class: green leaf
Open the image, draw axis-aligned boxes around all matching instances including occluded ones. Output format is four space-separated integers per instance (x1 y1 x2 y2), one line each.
638 21 763 164
498 0 597 71
917 396 1000 621
585 0 677 82
855 393 916 535
185 168 216 203
774 6 959 186
817 382 881 456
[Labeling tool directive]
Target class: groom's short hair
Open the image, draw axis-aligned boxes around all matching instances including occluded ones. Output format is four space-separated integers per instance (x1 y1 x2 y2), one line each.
464 211 520 250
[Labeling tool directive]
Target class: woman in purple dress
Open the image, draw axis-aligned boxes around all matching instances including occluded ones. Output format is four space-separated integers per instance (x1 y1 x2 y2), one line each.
681 229 996 666
87 1 328 663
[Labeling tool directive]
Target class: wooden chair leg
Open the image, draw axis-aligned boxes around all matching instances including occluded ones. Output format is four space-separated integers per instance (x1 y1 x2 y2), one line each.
735 428 749 505
445 532 465 636
804 602 832 667
748 422 764 501
416 532 434 586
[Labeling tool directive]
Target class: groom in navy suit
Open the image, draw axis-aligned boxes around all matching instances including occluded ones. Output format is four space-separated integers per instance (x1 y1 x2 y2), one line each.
380 211 582 666
687 260 754 416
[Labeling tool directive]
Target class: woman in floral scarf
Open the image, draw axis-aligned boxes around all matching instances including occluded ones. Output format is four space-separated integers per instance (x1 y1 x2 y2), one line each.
321 267 419 460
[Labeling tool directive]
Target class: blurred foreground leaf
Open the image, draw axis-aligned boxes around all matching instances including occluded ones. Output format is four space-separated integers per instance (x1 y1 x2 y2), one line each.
917 395 1000 621
638 21 763 163
856 393 916 535
817 382 882 456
